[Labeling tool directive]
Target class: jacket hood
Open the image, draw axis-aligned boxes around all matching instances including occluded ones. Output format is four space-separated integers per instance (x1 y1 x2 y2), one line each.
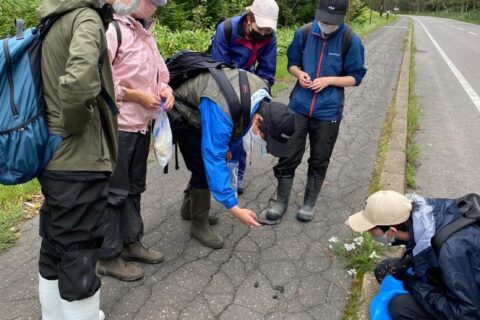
38 0 100 20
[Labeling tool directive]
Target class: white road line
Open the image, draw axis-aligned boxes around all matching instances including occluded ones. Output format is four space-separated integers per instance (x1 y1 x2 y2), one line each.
416 18 480 113
470 32 478 36
458 28 465 31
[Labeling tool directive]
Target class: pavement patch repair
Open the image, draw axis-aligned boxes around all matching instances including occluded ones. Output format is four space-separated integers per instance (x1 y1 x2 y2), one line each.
0 18 410 320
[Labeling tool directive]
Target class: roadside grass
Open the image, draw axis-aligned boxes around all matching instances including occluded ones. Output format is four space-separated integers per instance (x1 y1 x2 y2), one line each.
406 26 420 189
420 9 480 25
0 180 41 253
340 19 413 320
335 233 386 320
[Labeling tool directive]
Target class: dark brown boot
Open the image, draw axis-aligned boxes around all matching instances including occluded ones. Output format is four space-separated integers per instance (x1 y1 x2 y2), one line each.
122 241 164 264
97 256 144 282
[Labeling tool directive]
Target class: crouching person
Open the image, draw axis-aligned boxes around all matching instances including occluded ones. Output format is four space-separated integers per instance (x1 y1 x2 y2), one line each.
98 0 174 282
170 66 295 249
346 190 480 320
37 0 141 318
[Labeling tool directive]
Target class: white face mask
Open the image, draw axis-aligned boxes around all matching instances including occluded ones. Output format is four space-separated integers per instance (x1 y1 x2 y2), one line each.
249 126 267 148
373 232 395 244
318 21 340 35
100 0 141 16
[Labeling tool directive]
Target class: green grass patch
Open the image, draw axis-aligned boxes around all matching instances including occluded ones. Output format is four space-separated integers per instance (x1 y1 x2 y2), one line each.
0 180 41 253
369 97 397 194
420 9 480 25
406 24 420 189
328 233 386 320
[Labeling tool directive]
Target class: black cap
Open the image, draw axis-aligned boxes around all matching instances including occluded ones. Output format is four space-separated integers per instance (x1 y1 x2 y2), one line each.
315 0 348 25
260 101 295 158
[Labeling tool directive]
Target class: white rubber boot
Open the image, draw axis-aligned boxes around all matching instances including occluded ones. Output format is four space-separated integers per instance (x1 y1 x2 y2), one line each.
60 290 103 320
39 274 62 320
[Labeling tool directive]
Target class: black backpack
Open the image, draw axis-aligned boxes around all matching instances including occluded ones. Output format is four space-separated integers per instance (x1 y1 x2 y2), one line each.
207 18 233 54
431 193 480 256
166 50 251 140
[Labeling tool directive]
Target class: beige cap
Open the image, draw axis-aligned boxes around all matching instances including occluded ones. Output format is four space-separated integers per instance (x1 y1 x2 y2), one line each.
247 0 279 31
346 190 412 232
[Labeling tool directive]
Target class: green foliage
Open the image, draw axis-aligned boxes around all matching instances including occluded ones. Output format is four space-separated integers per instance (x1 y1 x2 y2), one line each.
407 25 419 189
0 180 41 253
0 0 41 38
329 232 386 275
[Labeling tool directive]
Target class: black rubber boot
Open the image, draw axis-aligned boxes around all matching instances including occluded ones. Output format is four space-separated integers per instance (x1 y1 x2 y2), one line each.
297 171 324 222
190 188 224 249
266 176 294 221
181 184 218 225
180 185 191 220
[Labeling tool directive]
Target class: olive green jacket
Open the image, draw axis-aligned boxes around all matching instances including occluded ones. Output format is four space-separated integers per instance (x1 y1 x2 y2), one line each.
38 0 118 172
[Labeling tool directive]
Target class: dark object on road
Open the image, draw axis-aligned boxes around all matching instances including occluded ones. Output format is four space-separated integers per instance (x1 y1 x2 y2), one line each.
274 285 284 294
254 281 259 288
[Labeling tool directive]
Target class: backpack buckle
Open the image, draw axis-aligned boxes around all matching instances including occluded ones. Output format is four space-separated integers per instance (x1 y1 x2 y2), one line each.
15 19 25 40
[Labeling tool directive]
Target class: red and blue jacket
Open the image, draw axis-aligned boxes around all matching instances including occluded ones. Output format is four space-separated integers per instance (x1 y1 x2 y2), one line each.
287 21 367 121
210 14 277 86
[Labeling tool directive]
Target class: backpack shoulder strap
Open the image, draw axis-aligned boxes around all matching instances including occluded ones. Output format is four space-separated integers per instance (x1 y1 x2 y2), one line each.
209 68 242 124
341 25 354 59
431 194 480 256
111 20 122 65
223 18 233 43
98 54 119 116
301 22 313 51
238 70 251 134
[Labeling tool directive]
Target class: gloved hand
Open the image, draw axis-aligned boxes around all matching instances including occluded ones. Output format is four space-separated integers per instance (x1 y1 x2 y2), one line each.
393 268 418 291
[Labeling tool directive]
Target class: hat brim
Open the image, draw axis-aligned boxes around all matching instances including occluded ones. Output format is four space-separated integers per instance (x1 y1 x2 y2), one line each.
347 210 376 233
266 133 288 158
315 9 345 25
253 14 277 31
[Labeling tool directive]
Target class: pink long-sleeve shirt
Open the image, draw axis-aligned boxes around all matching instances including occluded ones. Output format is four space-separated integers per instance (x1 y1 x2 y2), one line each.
106 15 170 133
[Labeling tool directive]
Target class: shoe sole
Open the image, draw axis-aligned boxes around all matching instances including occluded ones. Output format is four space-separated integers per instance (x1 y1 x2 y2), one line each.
296 213 314 222
192 234 224 249
122 256 165 264
97 269 144 282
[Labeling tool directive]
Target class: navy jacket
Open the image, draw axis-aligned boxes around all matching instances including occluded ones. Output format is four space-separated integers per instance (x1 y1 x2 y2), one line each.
409 197 480 320
287 22 367 120
210 14 277 86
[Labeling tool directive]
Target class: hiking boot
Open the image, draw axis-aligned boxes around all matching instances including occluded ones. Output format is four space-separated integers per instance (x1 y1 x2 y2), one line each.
297 171 324 222
266 176 294 221
190 188 224 249
97 256 144 282
181 185 218 225
122 241 164 264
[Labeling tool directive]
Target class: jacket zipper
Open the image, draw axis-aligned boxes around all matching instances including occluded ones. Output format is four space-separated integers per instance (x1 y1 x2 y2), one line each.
308 38 327 118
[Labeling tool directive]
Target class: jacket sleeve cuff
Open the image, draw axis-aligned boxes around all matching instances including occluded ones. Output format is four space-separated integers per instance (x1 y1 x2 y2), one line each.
224 196 238 210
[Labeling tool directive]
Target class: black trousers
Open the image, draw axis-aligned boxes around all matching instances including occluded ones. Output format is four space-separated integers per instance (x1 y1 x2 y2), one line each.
101 131 150 259
172 117 209 190
389 294 435 320
38 171 109 301
273 111 341 178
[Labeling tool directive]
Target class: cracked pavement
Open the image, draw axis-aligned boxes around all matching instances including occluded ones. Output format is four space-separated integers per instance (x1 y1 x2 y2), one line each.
0 17 409 320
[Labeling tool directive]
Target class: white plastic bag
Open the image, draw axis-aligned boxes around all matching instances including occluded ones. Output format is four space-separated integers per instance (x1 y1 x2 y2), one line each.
153 110 172 169
227 160 239 197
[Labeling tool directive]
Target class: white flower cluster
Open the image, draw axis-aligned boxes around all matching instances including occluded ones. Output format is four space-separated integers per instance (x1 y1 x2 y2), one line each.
369 251 380 259
328 236 339 243
353 236 364 246
344 243 356 251
347 269 357 277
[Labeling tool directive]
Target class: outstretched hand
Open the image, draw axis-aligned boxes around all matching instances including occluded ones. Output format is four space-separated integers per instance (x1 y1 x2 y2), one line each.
230 206 262 227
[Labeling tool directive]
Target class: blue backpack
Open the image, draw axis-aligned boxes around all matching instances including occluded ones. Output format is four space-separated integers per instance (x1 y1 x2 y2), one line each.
0 17 117 185
0 19 62 185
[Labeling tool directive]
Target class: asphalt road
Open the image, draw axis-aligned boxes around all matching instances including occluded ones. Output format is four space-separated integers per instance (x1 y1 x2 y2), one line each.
412 16 480 197
0 17 410 320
